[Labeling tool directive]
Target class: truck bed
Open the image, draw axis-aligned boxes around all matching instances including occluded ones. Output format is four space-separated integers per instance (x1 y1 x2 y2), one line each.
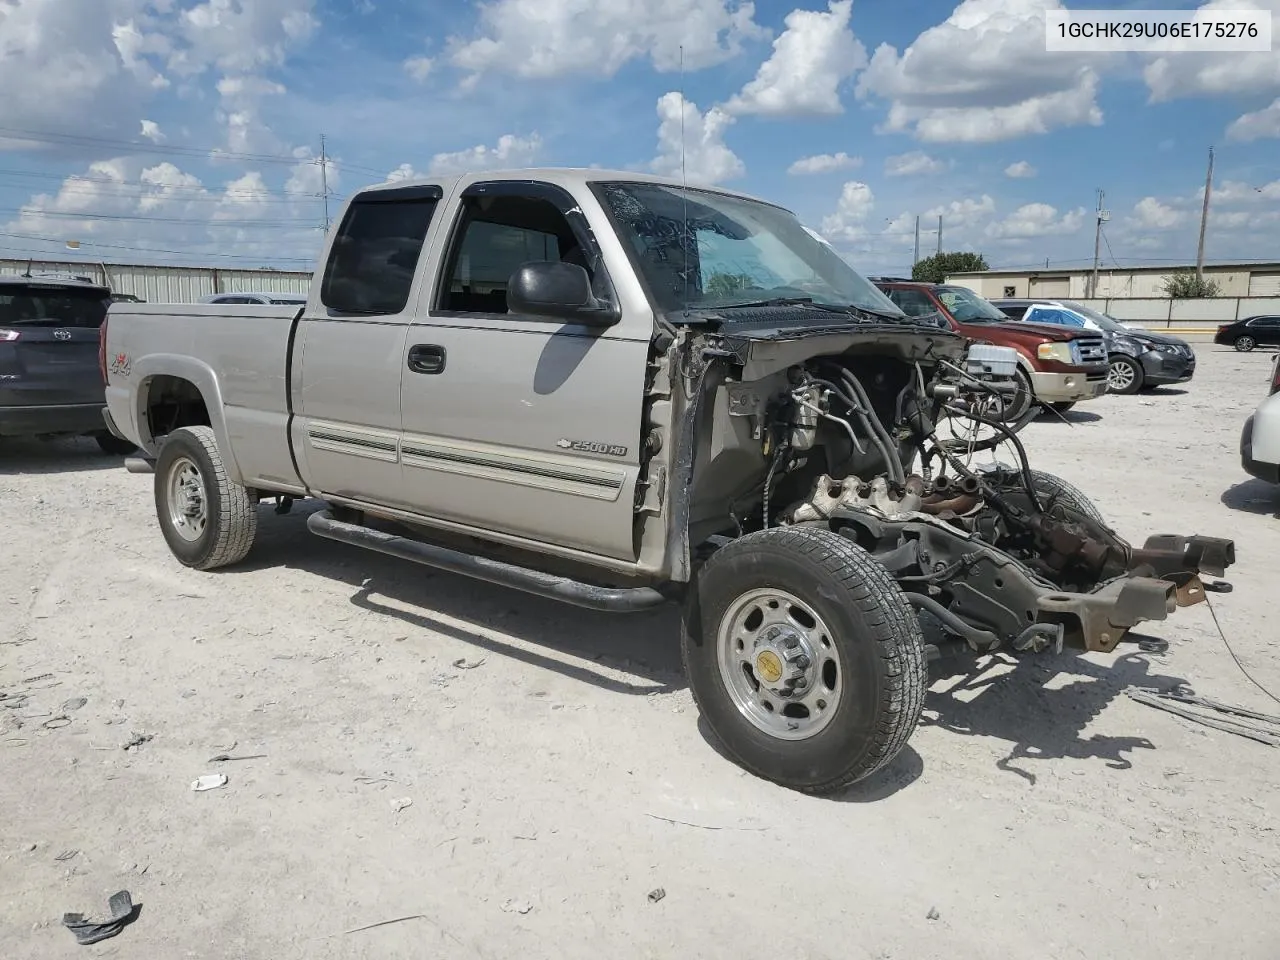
103 302 302 490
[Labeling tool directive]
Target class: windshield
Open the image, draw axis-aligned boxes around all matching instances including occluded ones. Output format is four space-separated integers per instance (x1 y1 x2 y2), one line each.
592 181 905 319
933 285 1008 323
0 284 110 328
1058 300 1128 332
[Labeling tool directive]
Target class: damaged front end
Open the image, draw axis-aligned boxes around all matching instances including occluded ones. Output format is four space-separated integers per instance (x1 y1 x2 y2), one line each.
687 317 1236 656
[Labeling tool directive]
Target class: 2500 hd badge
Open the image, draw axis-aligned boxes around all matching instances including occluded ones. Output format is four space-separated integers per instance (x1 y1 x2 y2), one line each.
555 438 628 457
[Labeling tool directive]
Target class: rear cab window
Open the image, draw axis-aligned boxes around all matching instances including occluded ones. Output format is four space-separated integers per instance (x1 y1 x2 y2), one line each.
320 183 443 316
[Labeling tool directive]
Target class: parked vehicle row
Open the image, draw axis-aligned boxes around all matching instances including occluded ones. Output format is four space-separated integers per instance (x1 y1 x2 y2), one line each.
97 167 1236 795
1241 354 1280 485
991 298 1196 395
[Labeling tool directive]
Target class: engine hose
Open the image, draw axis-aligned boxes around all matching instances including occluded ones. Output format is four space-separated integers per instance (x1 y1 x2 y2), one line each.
942 403 1043 512
829 367 906 485
904 592 1000 650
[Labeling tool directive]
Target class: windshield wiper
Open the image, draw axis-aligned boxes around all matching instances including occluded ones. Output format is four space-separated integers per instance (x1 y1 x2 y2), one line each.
717 297 815 309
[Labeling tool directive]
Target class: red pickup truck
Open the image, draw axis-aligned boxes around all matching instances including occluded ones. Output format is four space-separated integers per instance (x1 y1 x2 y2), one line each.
872 279 1110 419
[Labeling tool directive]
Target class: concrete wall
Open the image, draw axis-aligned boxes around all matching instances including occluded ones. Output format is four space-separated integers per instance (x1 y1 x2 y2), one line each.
0 258 312 302
1073 297 1280 328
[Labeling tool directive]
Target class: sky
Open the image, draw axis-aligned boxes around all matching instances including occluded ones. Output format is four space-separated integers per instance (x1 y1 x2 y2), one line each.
0 0 1277 278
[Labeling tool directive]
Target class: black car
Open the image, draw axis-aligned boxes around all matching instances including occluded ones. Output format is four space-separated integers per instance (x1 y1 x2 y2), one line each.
0 274 135 453
1214 315 1280 352
992 298 1196 395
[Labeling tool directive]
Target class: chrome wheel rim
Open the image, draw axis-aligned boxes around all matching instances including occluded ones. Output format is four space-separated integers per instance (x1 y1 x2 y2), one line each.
1108 360 1135 391
166 456 207 542
1236 337 1255 352
716 587 842 741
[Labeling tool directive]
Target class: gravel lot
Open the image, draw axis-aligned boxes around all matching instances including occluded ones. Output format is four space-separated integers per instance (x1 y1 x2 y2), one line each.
3 347 1279 959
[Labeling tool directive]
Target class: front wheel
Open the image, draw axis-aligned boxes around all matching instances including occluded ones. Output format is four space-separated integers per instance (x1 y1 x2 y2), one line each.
682 527 926 795
154 426 257 570
1235 335 1257 352
995 368 1035 423
1108 355 1144 394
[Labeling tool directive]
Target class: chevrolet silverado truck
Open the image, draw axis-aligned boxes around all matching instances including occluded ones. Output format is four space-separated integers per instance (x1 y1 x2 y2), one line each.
100 169 1235 794
871 279 1109 419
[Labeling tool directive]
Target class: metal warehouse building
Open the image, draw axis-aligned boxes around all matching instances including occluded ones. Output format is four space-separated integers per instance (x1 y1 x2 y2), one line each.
0 258 312 302
947 261 1280 300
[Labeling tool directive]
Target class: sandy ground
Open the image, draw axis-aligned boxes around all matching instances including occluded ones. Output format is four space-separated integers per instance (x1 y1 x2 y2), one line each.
3 348 1280 960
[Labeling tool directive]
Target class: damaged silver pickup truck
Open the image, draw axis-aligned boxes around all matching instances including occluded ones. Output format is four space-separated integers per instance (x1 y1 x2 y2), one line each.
101 169 1235 794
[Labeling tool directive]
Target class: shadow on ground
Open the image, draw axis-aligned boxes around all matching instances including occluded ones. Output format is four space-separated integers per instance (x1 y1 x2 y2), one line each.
922 647 1187 785
1221 478 1280 517
229 502 684 697
1038 408 1102 424
0 436 127 475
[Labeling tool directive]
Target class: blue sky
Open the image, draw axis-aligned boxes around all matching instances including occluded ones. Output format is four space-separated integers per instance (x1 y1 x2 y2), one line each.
0 0 1276 277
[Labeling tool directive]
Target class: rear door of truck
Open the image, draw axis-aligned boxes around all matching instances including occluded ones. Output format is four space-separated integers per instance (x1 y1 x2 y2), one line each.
0 281 111 409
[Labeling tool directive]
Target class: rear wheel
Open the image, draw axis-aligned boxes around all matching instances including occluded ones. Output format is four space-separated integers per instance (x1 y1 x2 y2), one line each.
1107 355 1143 394
154 426 257 570
1029 468 1106 525
94 431 136 456
682 527 926 795
1235 335 1257 352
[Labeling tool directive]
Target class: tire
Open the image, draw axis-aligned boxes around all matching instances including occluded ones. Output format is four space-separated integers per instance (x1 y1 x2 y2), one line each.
1028 468 1106 525
682 526 926 795
1235 335 1256 352
94 431 136 456
1107 355 1143 394
995 368 1035 423
153 426 257 570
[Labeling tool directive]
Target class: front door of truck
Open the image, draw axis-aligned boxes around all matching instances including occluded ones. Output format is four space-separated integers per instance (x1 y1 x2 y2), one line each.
397 179 650 562
291 183 444 509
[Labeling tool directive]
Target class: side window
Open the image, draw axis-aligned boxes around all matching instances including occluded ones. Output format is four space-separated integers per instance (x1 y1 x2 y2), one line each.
1059 311 1086 328
1000 305 1028 320
438 191 590 315
1026 306 1063 325
887 288 939 318
320 187 440 315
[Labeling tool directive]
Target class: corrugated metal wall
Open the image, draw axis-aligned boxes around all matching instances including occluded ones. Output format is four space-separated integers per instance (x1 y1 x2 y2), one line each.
0 258 312 302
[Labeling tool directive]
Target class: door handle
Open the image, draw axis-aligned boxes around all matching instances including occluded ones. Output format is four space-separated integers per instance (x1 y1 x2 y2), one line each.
407 344 446 375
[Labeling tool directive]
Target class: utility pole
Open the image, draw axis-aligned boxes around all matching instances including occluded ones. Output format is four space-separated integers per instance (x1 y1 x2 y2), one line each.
1195 145 1214 282
936 215 942 255
319 134 331 233
913 215 920 266
1089 188 1106 299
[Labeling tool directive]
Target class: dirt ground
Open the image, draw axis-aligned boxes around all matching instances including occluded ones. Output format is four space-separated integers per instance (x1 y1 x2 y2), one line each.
3 347 1279 960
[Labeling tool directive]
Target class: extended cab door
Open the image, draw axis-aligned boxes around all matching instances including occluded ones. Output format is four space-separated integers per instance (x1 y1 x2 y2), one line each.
290 183 444 508
396 179 651 561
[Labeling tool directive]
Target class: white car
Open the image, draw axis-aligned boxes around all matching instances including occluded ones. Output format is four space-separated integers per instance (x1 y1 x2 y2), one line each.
199 292 307 305
1242 355 1280 484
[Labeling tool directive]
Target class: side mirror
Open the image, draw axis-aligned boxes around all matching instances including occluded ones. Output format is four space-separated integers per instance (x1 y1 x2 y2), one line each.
507 261 620 329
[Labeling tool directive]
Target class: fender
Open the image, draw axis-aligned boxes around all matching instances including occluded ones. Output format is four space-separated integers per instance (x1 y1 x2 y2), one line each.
129 353 245 486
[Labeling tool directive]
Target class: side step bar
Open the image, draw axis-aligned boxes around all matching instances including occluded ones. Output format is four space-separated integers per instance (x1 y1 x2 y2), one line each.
307 509 670 613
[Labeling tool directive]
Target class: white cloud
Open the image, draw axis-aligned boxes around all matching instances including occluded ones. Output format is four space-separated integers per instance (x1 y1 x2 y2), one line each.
884 150 946 176
724 0 865 117
140 120 166 143
650 93 744 185
1142 0 1280 102
985 202 1085 239
820 180 875 242
925 194 996 228
403 55 434 82
214 75 287 154
166 0 319 77
1004 160 1036 178
386 163 419 182
856 0 1107 142
787 152 861 176
448 0 767 80
427 133 543 175
1227 97 1280 142
1131 197 1185 230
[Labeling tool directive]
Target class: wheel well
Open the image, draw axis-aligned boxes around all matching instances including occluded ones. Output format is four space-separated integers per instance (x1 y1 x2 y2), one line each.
143 375 210 440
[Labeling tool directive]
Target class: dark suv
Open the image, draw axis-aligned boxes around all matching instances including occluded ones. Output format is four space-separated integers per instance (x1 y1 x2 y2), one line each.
0 274 134 453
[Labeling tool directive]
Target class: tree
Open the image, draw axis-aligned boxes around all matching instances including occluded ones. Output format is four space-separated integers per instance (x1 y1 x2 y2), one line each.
912 251 989 284
1160 269 1221 298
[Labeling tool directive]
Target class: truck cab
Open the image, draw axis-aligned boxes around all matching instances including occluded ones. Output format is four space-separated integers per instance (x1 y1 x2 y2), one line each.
871 279 1109 417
